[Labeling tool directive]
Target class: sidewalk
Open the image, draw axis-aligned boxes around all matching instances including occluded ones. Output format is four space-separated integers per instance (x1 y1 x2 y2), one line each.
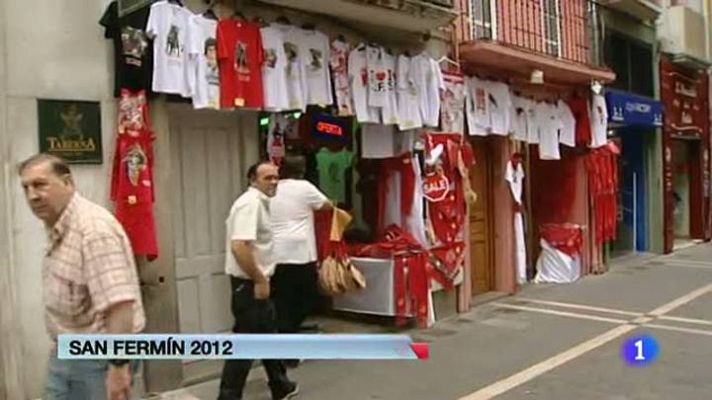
151 247 710 400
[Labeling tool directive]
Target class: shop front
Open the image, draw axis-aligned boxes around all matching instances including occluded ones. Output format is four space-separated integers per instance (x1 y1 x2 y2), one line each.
660 58 711 253
604 89 663 256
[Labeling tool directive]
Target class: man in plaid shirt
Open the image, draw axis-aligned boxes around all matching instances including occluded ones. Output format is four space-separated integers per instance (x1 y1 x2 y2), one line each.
19 154 145 400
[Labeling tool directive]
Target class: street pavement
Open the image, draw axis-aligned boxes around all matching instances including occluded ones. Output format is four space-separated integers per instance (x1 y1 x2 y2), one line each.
158 244 712 400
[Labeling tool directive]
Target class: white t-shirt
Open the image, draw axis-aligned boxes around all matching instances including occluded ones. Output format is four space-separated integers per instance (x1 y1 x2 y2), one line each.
260 25 290 111
380 52 399 125
186 15 219 109
146 1 192 96
486 80 512 135
537 102 562 160
441 73 466 133
396 55 423 131
412 53 444 127
330 40 354 116
298 29 333 106
349 45 379 123
274 23 307 111
271 179 329 264
558 100 576 147
466 76 490 136
367 45 388 108
361 123 396 159
590 93 608 148
527 100 540 144
511 95 530 142
225 187 275 279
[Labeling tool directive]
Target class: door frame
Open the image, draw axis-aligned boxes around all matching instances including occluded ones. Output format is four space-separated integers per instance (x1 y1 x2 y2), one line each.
468 136 495 295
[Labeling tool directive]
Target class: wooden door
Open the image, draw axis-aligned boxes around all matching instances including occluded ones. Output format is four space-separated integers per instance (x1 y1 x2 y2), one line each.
468 137 494 295
169 106 258 380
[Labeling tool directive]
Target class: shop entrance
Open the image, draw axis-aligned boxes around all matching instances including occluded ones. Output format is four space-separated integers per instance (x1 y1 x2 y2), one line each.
610 130 648 256
672 138 698 247
169 106 258 381
468 137 494 295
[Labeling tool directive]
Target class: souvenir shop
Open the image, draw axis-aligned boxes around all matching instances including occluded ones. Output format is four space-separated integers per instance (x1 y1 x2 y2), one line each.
455 64 620 294
99 0 471 341
660 57 711 253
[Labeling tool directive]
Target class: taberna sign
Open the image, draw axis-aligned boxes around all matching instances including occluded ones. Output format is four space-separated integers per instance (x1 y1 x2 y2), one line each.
605 89 663 127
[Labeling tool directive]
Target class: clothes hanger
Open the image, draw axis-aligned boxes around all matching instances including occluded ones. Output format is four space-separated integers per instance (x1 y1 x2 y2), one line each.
253 16 269 27
276 15 291 24
202 0 218 20
337 34 346 42
302 22 316 30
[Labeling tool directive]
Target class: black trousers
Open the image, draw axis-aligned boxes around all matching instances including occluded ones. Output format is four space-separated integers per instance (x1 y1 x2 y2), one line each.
271 262 319 333
218 277 291 400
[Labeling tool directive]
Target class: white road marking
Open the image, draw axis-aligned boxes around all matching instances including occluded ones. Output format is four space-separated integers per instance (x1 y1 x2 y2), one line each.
648 283 712 317
657 315 712 326
644 323 712 337
461 282 712 400
514 298 643 317
491 303 627 324
457 325 637 400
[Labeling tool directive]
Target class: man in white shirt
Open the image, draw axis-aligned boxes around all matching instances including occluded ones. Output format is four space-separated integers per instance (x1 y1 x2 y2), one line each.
218 161 298 400
271 156 332 348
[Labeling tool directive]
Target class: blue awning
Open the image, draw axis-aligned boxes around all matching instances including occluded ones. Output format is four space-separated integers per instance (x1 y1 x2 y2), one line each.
605 89 663 127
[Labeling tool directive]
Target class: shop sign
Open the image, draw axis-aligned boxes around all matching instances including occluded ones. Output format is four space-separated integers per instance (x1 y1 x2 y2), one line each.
310 112 350 143
37 99 103 164
605 89 663 127
423 173 450 202
661 71 705 139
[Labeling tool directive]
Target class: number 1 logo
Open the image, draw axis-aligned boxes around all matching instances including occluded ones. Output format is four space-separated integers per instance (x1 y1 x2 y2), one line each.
622 335 659 366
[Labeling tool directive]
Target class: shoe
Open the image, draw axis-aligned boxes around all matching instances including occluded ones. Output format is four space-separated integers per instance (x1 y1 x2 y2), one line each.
271 382 299 400
284 359 301 369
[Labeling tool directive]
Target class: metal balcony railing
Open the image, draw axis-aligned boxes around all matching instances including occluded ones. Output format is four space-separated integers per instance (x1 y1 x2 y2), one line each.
468 0 602 66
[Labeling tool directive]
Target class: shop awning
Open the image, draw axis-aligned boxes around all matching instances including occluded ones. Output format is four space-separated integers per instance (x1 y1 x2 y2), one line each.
605 89 663 127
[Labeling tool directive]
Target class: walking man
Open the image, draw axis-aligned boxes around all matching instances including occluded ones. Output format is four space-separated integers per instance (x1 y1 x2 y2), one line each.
218 161 298 400
19 154 145 400
271 156 332 348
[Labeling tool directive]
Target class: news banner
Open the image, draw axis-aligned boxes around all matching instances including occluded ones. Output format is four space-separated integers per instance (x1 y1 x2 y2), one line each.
57 334 430 360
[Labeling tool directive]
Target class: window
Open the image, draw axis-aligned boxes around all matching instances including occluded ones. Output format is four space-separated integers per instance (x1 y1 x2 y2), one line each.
471 0 494 39
603 30 654 97
542 0 562 57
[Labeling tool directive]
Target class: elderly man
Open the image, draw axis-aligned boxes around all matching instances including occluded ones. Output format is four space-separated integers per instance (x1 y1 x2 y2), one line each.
18 154 145 400
218 161 298 400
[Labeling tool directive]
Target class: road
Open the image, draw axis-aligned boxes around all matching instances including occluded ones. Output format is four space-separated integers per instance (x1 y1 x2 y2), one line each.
162 244 712 400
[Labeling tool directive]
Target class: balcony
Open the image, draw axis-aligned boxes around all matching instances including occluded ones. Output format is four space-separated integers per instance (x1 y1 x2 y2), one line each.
596 0 662 21
657 5 710 69
458 0 615 86
258 0 458 34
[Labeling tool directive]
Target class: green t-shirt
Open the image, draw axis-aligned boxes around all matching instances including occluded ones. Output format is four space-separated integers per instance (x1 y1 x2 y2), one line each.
316 148 354 203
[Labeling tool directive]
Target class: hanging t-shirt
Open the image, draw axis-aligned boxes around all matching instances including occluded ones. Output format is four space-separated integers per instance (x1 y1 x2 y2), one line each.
330 40 354 116
367 45 388 108
505 160 527 284
537 102 562 160
186 14 219 109
100 1 153 97
146 1 192 96
558 99 576 147
486 80 512 135
412 53 443 128
349 45 379 123
465 76 490 136
510 95 530 141
260 25 289 111
380 52 399 125
217 19 264 109
568 95 592 146
267 115 287 165
396 55 423 131
298 29 333 106
527 100 540 144
361 124 396 159
316 149 354 203
441 73 466 134
590 93 608 148
273 23 307 111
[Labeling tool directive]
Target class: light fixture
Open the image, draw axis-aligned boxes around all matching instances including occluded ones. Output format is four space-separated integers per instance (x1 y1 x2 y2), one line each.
530 69 544 84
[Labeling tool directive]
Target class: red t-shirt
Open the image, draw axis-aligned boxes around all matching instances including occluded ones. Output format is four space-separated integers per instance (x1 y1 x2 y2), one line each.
568 96 592 146
217 19 264 109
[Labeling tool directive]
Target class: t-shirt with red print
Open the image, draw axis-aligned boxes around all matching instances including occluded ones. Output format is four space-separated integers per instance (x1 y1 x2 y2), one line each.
217 19 264 109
